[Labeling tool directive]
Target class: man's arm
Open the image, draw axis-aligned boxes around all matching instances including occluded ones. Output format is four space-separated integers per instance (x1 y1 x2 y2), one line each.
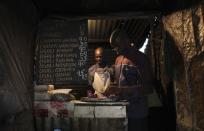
104 65 115 82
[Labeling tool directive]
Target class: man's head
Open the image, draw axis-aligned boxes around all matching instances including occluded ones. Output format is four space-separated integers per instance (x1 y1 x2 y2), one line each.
95 47 104 64
109 29 130 53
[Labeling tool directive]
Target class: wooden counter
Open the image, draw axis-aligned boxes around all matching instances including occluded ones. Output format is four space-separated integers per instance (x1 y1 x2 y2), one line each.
34 100 128 131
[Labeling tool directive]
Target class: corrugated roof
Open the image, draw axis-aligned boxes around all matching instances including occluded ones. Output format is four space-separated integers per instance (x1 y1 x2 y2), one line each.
88 19 150 48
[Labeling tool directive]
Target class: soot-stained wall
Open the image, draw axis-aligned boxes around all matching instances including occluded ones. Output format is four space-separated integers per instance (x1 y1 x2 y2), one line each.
0 0 38 130
163 2 204 131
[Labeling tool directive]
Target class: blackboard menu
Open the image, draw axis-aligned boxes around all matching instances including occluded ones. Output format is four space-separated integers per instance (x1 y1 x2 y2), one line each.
36 18 88 85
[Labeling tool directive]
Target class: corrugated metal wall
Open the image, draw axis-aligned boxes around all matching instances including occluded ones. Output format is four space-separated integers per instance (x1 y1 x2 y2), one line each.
88 19 150 45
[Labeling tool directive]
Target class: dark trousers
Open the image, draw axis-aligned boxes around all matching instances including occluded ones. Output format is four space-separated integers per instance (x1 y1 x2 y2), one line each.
128 117 148 131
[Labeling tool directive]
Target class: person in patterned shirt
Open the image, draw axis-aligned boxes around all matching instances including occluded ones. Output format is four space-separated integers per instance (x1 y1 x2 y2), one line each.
109 29 154 131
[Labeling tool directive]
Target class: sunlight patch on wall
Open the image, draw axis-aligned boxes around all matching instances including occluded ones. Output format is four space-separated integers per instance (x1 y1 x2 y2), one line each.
139 38 148 53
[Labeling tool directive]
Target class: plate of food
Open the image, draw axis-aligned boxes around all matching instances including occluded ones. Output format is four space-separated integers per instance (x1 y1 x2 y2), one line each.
49 89 75 102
